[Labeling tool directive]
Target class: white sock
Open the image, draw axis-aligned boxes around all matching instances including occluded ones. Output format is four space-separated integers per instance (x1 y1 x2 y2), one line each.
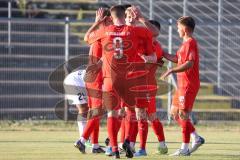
92 143 99 149
119 143 123 148
159 141 166 148
191 131 200 143
77 114 87 138
80 137 87 144
180 143 189 152
130 142 135 149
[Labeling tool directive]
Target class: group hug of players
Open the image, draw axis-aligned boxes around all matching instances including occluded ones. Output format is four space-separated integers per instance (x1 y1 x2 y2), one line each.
63 4 205 159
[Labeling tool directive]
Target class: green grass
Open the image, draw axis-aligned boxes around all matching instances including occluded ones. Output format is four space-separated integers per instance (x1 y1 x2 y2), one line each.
0 121 240 160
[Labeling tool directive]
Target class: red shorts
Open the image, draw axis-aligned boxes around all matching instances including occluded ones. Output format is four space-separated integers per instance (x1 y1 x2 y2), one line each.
85 72 103 109
135 98 150 108
102 78 121 110
172 90 198 111
134 85 158 109
146 97 156 114
135 97 156 112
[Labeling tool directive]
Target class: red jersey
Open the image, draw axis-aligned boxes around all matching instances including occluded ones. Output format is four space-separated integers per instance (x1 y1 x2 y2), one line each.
153 40 163 60
136 40 163 62
134 39 146 63
88 41 102 64
87 25 154 78
176 37 200 92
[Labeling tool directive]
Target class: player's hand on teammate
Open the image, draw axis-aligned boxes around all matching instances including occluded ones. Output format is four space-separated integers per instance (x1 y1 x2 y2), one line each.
139 53 157 63
160 68 173 80
157 58 164 67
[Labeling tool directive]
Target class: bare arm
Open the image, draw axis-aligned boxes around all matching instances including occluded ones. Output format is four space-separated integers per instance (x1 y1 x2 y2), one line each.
163 51 178 63
139 53 157 63
131 6 159 36
84 21 102 42
160 61 194 80
171 61 194 73
84 8 106 42
138 17 159 37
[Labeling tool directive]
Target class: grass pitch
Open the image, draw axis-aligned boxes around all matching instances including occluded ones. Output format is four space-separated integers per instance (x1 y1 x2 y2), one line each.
0 121 239 160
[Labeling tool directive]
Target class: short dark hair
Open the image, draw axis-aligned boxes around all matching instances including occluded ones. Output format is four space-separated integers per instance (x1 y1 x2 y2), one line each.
110 5 126 18
149 20 161 31
177 16 195 32
103 8 110 17
121 4 132 10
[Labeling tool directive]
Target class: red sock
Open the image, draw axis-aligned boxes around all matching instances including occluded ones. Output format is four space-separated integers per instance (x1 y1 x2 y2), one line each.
125 109 138 142
189 121 195 133
91 117 100 144
124 109 132 140
179 118 192 143
176 115 195 142
151 119 165 142
128 111 138 143
120 118 125 143
129 120 138 142
82 117 98 140
107 117 121 152
138 120 148 150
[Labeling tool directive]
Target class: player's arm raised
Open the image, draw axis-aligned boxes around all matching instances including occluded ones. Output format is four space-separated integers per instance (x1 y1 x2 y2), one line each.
84 8 107 43
131 6 159 37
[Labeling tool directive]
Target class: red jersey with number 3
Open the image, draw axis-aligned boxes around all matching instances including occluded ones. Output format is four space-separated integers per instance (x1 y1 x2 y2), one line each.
176 37 200 92
87 25 154 78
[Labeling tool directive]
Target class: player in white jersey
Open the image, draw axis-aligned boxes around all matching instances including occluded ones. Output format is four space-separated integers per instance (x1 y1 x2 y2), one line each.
64 70 88 106
64 69 105 153
63 69 88 143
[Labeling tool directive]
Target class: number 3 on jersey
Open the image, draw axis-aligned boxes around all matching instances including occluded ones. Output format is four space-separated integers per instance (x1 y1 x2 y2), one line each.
113 37 123 59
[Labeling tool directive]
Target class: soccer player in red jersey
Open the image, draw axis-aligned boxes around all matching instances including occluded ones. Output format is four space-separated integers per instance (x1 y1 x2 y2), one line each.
119 6 160 153
81 41 105 153
161 16 205 156
80 5 155 158
74 8 111 154
134 20 168 157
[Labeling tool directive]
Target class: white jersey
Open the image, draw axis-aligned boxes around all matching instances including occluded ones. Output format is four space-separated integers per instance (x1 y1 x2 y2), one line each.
63 70 87 105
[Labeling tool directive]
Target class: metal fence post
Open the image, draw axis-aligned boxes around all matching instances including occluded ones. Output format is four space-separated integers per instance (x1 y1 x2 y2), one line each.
183 0 187 16
149 0 153 19
217 0 222 94
167 19 173 124
65 17 70 63
8 0 12 54
64 17 70 121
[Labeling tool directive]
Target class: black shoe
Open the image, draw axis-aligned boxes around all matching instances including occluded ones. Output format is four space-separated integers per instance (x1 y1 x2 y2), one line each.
112 151 120 159
119 147 125 154
92 147 105 153
74 140 86 154
122 139 133 158
105 137 110 146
